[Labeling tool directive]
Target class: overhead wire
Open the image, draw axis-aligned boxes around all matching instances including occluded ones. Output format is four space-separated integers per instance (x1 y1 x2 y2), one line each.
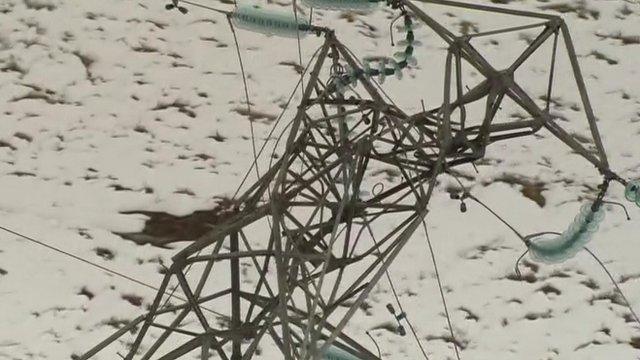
384 102 461 358
138 0 249 315
330 45 461 356
364 221 431 360
231 44 324 200
157 0 260 313
390 120 462 358
292 0 307 93
584 247 640 327
421 220 461 360
456 186 640 331
174 0 322 201
312 35 436 354
179 0 231 15
166 0 327 322
227 16 262 183
366 330 382 358
0 224 229 319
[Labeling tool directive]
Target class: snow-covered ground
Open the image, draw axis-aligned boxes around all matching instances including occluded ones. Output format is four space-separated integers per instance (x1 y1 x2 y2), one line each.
1 0 639 358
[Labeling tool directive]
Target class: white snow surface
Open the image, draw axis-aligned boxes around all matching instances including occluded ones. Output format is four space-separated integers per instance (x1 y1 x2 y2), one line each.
0 0 640 359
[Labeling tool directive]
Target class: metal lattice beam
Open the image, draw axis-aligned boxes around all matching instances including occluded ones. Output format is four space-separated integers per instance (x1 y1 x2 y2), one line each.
81 1 618 358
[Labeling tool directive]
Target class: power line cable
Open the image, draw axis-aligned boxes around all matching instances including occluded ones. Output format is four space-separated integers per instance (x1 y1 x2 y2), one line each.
585 247 640 327
421 220 462 360
0 225 229 319
227 16 262 183
364 221 431 360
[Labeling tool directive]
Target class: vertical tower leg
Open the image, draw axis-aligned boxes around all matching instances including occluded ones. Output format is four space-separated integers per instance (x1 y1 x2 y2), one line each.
231 232 242 360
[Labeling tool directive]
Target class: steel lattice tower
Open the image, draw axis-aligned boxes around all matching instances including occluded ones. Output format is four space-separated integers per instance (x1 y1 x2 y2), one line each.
80 0 615 358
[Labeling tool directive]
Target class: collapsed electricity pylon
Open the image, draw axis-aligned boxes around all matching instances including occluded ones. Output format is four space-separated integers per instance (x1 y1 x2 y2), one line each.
81 0 616 358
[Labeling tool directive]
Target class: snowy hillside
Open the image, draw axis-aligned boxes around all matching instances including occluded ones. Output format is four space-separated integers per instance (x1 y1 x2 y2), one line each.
0 0 639 359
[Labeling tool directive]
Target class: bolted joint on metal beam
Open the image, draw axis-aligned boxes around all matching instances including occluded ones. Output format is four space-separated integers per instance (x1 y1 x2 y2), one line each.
270 193 288 212
298 101 312 110
547 15 564 29
169 255 187 270
452 36 471 48
355 136 374 155
496 69 515 83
